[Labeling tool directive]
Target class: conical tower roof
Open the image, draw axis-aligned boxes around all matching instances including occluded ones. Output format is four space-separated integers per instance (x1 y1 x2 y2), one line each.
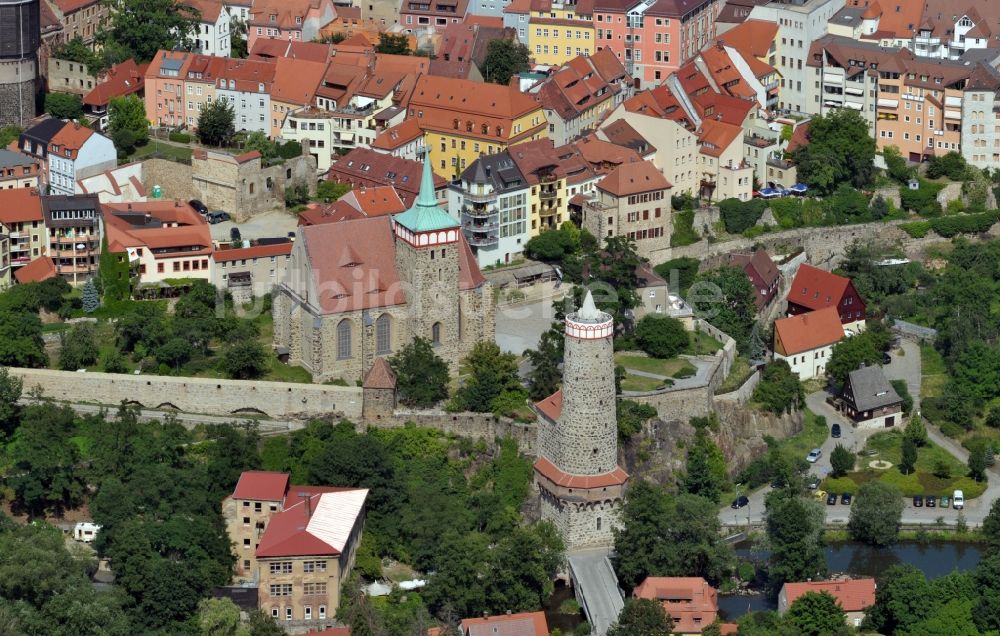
393 156 459 233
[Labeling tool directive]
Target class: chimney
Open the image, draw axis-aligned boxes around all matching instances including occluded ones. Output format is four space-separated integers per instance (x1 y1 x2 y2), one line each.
298 492 312 518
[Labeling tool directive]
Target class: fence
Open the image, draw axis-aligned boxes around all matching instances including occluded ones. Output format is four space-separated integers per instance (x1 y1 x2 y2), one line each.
889 317 938 342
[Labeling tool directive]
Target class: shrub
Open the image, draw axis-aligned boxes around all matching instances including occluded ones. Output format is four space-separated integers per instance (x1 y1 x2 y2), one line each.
670 209 699 247
719 198 766 234
168 132 191 143
900 221 931 238
634 315 688 359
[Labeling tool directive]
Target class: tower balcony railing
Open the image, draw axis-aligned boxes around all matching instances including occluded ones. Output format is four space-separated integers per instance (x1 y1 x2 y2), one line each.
461 205 498 219
463 190 496 203
465 233 498 247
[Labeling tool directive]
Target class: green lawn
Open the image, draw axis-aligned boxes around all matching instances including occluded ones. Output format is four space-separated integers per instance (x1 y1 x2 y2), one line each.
777 409 829 466
716 356 752 394
127 141 193 164
822 430 987 499
620 374 670 392
920 343 947 399
688 330 723 355
615 353 695 378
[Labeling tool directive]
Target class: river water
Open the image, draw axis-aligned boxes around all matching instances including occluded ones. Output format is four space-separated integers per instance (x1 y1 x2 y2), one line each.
718 541 985 620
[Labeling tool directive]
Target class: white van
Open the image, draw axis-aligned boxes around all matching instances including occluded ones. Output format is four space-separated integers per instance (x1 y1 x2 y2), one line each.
953 490 964 509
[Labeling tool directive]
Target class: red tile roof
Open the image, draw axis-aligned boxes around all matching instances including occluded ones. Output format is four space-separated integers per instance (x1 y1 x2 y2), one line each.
341 186 406 217
788 264 852 312
633 577 720 635
786 123 810 154
534 457 629 488
14 257 58 284
773 306 844 356
235 150 262 164
50 122 97 160
102 201 212 256
212 242 293 262
83 59 146 107
0 188 45 223
372 118 424 150
461 612 548 636
718 19 778 59
534 389 562 421
363 357 397 389
255 488 368 558
271 57 328 106
597 160 671 196
782 579 876 613
232 471 290 501
53 0 100 14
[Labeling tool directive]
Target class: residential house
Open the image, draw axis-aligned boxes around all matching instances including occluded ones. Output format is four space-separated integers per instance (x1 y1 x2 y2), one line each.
634 261 674 320
215 58 276 134
82 59 146 131
46 122 117 196
726 248 779 310
221 471 368 625
429 22 509 82
632 576 723 635
909 2 1000 61
960 63 1000 169
840 366 904 429
269 57 329 138
145 51 195 128
399 0 469 33
405 75 548 179
715 0 770 34
787 263 866 333
272 160 493 383
779 579 877 628
327 148 447 207
102 200 214 286
503 0 531 41
213 240 293 303
16 118 67 191
42 193 101 284
298 185 406 225
248 0 337 50
582 160 671 260
532 49 632 146
371 118 427 161
0 189 47 275
697 118 753 202
0 150 42 190
186 0 232 57
772 305 844 380
526 0 595 67
460 612 548 636
450 150 532 267
50 0 108 46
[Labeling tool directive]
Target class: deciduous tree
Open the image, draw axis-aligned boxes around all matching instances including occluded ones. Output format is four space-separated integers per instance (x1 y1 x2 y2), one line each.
607 598 674 636
790 108 876 193
689 266 756 353
108 95 149 147
752 360 804 414
389 337 449 408
197 99 235 147
848 481 903 547
8 403 86 516
764 490 826 591
223 340 269 379
99 0 199 63
634 315 689 359
830 444 854 477
784 591 849 636
45 92 84 120
482 38 530 85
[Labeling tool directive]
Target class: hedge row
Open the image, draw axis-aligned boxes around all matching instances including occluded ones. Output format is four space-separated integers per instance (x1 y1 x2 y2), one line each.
900 210 1000 239
168 132 191 143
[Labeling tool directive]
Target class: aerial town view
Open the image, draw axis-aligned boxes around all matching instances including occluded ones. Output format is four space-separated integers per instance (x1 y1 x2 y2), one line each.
4 0 1000 632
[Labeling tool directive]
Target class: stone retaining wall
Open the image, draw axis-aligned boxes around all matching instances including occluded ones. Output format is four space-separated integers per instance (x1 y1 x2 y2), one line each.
373 410 537 454
142 158 196 202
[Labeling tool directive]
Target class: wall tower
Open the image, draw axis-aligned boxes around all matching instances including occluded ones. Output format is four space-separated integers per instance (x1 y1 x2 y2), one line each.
0 0 39 127
534 291 629 551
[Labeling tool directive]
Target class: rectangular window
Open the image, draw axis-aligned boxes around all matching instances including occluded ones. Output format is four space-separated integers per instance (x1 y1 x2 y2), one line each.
269 562 293 574
303 582 328 595
303 560 328 573
269 584 293 596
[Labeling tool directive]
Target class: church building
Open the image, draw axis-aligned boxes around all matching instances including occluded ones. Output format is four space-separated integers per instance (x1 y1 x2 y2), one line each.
272 159 494 383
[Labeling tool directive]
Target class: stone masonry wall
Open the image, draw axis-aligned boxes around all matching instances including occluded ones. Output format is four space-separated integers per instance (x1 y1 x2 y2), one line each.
556 327 618 475
11 368 363 419
0 59 36 128
142 158 196 201
373 410 537 453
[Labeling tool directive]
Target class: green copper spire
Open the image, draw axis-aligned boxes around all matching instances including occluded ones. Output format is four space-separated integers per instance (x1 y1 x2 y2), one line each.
393 154 460 233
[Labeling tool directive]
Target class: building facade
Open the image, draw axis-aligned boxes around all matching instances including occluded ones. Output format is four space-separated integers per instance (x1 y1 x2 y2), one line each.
772 305 843 380
534 291 629 550
213 241 293 303
0 149 41 189
43 193 100 284
582 159 671 260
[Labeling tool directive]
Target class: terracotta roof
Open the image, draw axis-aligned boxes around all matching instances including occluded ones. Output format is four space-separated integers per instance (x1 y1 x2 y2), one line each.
307 629 351 636
213 242 293 262
0 188 45 223
271 58 328 106
14 257 58 284
232 471 290 501
102 201 212 256
782 579 876 613
372 118 424 150
465 14 502 27
329 148 447 206
363 357 397 389
461 612 548 636
599 119 655 157
633 577 719 635
53 0 99 14
409 75 543 141
773 306 844 356
184 0 224 22
536 51 627 121
457 237 486 290
50 122 97 160
341 186 406 217
534 389 562 421
717 19 777 59
728 248 778 287
698 118 744 158
597 160 671 197
534 457 629 488
785 123 810 154
503 0 531 12
256 488 368 558
297 200 363 226
83 59 145 107
645 0 714 17
788 264 857 312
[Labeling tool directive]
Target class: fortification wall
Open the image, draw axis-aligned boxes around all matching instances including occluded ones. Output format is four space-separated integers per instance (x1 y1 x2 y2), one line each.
370 410 537 453
142 158 196 201
10 368 363 420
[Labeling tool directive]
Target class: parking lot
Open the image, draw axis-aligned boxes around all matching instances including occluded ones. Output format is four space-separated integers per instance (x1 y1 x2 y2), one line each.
208 210 300 243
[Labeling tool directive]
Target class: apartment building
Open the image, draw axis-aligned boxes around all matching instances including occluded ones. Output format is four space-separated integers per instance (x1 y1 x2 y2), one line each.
808 35 990 162
223 471 368 627
0 189 47 276
102 201 214 285
748 0 845 115
698 118 753 202
213 240 293 303
327 148 448 207
17 120 116 196
510 139 568 235
0 150 42 190
51 0 108 46
406 75 548 179
248 0 337 50
582 159 671 259
526 0 596 66
371 118 427 161
40 194 101 284
269 57 329 138
910 2 999 60
450 151 532 267
531 49 632 146
215 58 276 134
399 0 469 32
146 51 196 128
961 64 1000 169
186 0 233 57
598 109 699 196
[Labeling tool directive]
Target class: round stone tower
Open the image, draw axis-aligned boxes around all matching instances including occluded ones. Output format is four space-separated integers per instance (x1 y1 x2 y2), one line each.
0 0 39 127
534 291 628 551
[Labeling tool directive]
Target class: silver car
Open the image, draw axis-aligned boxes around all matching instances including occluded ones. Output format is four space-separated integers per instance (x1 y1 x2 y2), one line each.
806 448 822 463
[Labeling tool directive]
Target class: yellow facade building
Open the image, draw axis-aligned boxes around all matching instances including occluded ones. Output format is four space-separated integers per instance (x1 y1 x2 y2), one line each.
527 12 595 66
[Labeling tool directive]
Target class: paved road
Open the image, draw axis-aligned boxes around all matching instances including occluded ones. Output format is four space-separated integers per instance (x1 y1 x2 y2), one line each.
210 210 299 243
568 550 625 636
719 339 998 527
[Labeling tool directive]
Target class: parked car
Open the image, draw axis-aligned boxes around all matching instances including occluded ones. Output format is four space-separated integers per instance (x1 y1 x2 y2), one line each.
814 490 828 502
841 493 852 505
883 352 892 365
831 423 841 438
953 490 965 509
731 495 750 509
189 199 208 215
913 495 924 507
927 495 937 507
940 495 951 508
207 211 230 224
807 475 820 490
827 492 838 505
807 448 822 463
230 227 241 242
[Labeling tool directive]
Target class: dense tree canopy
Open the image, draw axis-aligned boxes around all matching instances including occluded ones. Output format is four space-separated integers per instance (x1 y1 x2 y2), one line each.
607 598 674 636
764 490 826 591
634 315 689 359
790 109 877 194
389 337 450 407
197 99 236 147
825 322 892 389
848 480 903 546
689 266 756 353
784 592 849 636
482 38 530 85
752 360 804 414
99 0 199 64
108 95 149 150
44 93 83 120
451 342 525 415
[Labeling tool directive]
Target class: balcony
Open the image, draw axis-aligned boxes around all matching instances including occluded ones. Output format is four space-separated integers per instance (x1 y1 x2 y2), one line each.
463 190 496 203
465 233 498 247
464 221 498 232
461 205 497 219
539 188 558 201
51 248 97 258
55 263 96 274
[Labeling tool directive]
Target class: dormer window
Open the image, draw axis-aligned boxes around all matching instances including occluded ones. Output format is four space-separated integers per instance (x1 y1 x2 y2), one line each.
229 79 235 89
270 14 276 22
295 16 302 23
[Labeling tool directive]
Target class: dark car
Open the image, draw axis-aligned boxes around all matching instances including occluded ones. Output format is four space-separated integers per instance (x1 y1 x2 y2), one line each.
189 199 208 215
807 475 820 490
913 495 924 507
927 495 937 507
731 496 749 509
883 352 892 365
230 227 241 242
207 211 230 224
841 493 852 505
827 492 838 505
831 423 841 438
